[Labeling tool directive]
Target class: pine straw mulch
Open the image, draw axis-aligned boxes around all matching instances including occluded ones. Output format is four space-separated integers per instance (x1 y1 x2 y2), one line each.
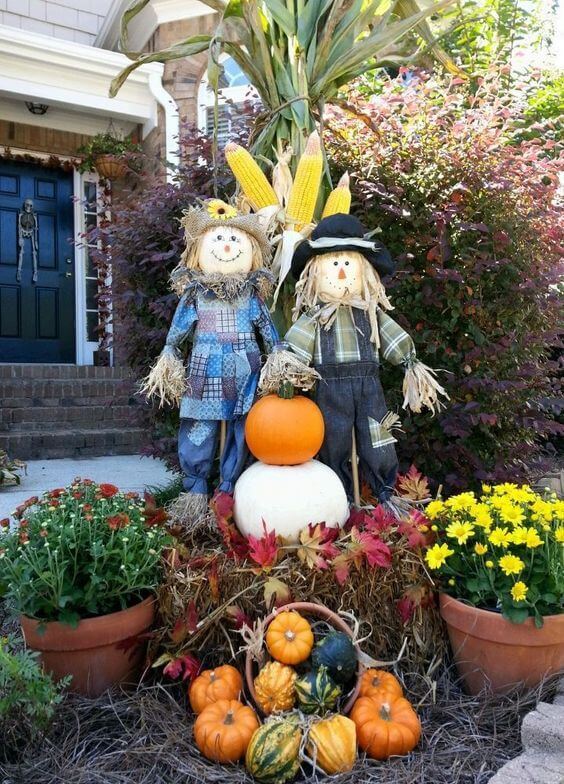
1 666 559 784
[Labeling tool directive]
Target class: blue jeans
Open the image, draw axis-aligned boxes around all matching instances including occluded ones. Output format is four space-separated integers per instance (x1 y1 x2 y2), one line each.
178 417 248 495
314 361 398 503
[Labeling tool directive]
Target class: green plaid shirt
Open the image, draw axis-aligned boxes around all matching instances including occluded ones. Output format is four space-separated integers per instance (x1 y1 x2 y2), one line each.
285 307 416 366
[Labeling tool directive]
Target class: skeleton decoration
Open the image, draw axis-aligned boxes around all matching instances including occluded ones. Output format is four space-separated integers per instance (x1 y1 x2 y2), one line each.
260 214 449 516
142 199 285 531
17 198 39 284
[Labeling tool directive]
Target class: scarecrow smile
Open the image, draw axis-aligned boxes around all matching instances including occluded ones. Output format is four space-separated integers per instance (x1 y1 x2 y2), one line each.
210 248 244 263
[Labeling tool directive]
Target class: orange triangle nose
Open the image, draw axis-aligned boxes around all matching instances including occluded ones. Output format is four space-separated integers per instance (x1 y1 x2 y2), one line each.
338 268 347 280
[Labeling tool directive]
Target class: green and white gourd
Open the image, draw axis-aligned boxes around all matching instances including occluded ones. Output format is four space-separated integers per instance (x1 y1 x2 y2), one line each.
295 666 342 714
245 718 302 784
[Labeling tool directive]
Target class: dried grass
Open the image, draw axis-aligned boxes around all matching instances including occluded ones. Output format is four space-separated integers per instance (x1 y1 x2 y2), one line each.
1 667 557 784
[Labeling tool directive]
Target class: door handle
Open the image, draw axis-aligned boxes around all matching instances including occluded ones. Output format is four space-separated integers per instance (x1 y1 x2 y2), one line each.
65 271 73 278
66 257 73 264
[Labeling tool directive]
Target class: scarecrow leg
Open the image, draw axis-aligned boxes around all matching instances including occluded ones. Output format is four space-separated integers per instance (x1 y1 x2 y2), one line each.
351 429 361 508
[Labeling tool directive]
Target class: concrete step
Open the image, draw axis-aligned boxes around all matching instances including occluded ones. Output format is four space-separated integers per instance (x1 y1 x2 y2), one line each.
0 428 148 460
488 751 564 784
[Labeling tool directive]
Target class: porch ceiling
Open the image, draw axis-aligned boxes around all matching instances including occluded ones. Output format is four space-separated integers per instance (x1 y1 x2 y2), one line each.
0 24 162 139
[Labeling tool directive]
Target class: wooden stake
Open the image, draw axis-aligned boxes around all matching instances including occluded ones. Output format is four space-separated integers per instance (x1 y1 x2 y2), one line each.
351 428 361 508
219 420 227 457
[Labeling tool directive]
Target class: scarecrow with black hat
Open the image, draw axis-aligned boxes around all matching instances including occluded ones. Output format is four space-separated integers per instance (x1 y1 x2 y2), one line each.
261 213 448 512
142 199 282 528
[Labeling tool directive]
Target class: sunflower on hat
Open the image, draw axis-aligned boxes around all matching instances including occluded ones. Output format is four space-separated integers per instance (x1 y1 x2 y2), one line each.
207 199 238 220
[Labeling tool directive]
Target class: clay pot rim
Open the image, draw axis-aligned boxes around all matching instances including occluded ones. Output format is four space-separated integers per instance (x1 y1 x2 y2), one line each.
21 595 155 652
245 600 362 716
439 592 564 646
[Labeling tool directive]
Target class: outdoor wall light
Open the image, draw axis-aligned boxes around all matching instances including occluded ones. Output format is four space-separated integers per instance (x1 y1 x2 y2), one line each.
25 102 49 115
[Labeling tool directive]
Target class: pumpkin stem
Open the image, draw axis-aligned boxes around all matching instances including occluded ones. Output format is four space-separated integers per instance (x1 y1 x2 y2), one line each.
284 630 296 642
224 710 235 725
371 677 380 688
210 671 217 682
278 380 295 400
379 703 392 722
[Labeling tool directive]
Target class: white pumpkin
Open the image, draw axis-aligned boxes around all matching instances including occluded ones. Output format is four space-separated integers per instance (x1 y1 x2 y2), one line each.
233 459 349 543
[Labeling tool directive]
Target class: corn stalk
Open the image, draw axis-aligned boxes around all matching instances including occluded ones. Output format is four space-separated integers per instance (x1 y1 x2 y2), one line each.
111 0 464 166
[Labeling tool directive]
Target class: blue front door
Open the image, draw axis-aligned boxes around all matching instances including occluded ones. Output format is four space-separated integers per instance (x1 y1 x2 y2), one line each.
0 161 75 362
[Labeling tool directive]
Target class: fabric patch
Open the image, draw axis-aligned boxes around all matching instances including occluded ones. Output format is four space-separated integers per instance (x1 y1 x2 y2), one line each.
187 420 214 446
203 377 223 400
368 415 398 449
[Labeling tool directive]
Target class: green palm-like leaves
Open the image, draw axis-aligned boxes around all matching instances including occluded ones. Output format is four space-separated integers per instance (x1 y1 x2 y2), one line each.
110 0 464 160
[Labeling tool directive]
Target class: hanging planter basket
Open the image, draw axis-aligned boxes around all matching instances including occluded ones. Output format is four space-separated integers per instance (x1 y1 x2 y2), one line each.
94 154 129 180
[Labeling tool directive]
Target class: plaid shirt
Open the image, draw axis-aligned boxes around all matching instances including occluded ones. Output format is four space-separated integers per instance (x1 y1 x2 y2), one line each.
285 307 416 367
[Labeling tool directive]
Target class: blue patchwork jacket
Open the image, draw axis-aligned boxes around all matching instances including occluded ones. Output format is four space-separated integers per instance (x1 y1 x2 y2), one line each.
163 272 280 420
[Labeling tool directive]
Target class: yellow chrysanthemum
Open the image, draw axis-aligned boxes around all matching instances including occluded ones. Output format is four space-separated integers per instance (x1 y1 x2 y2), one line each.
425 543 454 570
446 520 475 545
509 527 528 545
498 503 525 527
481 484 492 494
493 483 518 495
489 527 511 548
485 560 494 568
525 528 543 548
488 496 506 511
472 503 493 529
445 492 476 512
555 528 564 543
474 542 488 555
426 500 445 520
499 554 525 576
511 581 528 602
530 499 553 523
509 486 536 504
551 500 564 521
207 199 237 220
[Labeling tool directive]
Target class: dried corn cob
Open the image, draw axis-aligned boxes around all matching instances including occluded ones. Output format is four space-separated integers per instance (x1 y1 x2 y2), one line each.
321 172 351 218
225 142 278 211
286 131 323 231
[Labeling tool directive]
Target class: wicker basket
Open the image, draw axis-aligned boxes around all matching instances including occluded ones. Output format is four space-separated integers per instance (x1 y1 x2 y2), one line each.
94 154 129 180
245 601 362 715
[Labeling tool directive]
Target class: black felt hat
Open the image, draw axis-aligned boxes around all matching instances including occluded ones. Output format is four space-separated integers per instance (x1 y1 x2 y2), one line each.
291 214 395 280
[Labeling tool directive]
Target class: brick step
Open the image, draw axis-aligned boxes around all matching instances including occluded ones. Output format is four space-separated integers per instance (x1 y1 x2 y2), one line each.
0 364 134 380
0 404 147 431
0 428 148 460
0 377 139 401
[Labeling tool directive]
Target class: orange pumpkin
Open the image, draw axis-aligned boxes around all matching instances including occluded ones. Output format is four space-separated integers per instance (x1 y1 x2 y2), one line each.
245 381 324 465
359 669 403 700
350 694 421 760
266 610 314 665
189 665 243 715
194 698 259 763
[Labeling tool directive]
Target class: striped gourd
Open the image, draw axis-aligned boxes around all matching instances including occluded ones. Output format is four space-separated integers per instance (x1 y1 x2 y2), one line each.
245 719 302 784
285 131 323 231
295 666 342 715
225 142 278 211
321 172 351 218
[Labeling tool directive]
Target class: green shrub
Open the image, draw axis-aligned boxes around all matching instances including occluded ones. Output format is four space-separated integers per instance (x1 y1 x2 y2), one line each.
0 634 68 761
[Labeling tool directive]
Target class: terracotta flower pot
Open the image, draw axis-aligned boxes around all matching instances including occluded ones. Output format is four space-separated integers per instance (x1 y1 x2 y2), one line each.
21 596 155 697
440 593 564 695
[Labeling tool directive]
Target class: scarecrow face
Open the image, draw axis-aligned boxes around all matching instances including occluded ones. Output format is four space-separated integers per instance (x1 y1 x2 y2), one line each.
199 226 254 275
316 251 364 299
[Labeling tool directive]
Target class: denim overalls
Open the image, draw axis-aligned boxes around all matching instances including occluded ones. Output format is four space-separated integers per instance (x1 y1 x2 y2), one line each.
313 309 399 504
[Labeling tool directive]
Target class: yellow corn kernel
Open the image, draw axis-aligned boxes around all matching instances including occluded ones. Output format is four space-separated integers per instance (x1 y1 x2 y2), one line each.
286 131 323 231
225 142 278 211
321 172 351 218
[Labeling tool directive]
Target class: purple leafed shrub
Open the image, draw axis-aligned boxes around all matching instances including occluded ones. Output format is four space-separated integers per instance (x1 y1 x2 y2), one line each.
326 69 563 491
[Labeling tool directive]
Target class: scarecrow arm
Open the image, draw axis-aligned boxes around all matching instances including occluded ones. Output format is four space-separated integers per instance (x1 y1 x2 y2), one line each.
140 294 197 407
377 310 448 416
251 294 282 354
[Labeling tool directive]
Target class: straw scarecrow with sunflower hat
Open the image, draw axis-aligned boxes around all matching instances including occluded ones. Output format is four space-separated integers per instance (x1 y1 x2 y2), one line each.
143 197 284 528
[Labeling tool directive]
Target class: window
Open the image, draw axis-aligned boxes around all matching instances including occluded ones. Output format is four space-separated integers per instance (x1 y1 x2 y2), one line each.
198 55 258 146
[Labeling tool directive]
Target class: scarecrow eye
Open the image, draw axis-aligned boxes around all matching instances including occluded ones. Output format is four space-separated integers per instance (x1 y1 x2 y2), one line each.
230 235 238 242
216 234 223 241
333 261 338 266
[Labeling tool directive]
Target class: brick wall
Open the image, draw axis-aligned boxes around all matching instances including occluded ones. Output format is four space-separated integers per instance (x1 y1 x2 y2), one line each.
0 0 112 45
0 119 91 156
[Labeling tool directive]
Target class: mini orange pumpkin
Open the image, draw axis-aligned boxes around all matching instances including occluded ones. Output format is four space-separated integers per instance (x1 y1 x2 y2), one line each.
350 694 421 760
245 381 325 465
266 610 314 665
359 669 403 700
189 665 243 715
194 698 259 763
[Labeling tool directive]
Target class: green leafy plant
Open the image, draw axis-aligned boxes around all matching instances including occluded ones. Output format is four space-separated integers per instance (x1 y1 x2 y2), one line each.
424 484 564 625
0 479 172 626
77 132 141 174
0 634 68 761
111 0 462 163
0 450 26 487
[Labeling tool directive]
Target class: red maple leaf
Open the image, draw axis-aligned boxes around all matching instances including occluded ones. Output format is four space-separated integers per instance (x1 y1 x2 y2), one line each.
333 552 352 586
297 523 340 570
143 491 168 527
398 510 433 549
247 521 279 571
163 653 201 683
363 505 396 533
225 604 252 630
211 491 249 560
396 595 416 625
395 465 430 501
355 530 392 569
170 600 199 644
